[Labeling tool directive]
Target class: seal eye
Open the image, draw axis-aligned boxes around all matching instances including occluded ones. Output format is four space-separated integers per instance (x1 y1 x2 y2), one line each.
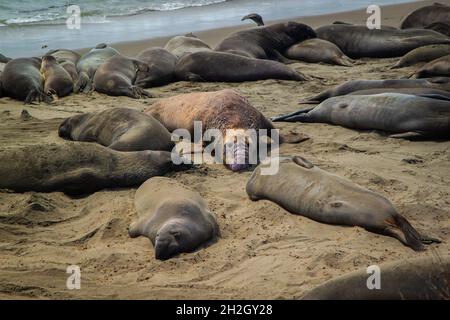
171 231 181 240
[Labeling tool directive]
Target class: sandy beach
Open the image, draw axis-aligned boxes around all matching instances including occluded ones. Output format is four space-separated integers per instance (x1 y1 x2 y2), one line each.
0 0 449 299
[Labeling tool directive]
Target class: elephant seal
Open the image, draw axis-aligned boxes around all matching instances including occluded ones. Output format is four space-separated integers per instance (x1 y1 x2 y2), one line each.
274 93 450 137
75 43 120 93
0 53 11 63
391 44 450 69
45 48 80 65
247 156 439 251
426 21 450 37
303 255 450 300
58 59 78 82
0 142 186 194
92 55 152 98
400 3 450 29
175 51 310 82
40 55 73 98
2 58 52 103
411 54 450 78
348 87 450 101
316 24 450 59
145 89 308 171
135 48 177 88
297 77 450 104
59 107 174 152
284 38 354 67
216 22 317 63
128 177 220 260
241 13 264 26
164 35 211 59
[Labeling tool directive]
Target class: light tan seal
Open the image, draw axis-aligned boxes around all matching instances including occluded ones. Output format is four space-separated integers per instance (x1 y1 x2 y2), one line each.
40 55 73 98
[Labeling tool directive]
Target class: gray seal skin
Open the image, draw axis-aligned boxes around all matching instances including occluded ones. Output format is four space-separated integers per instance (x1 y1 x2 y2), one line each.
296 77 450 104
58 107 174 152
75 43 119 93
92 55 152 98
45 48 80 65
284 38 355 67
411 54 450 78
128 177 220 260
274 93 450 137
215 22 317 63
302 255 450 300
426 21 450 37
400 3 450 29
348 87 450 101
135 48 177 88
2 58 52 103
391 44 450 69
164 35 211 59
175 51 310 82
58 59 78 82
246 156 439 251
40 55 73 98
0 142 185 194
316 24 450 59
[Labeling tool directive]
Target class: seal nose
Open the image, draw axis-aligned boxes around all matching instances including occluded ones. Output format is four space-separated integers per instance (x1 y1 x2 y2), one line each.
155 239 173 260
58 125 68 138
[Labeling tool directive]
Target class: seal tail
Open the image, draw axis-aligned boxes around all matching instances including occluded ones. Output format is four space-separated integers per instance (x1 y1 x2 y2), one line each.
271 107 315 122
393 215 440 251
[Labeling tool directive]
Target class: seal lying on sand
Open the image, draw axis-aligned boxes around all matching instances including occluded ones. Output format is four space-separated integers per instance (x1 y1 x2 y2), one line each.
129 177 220 260
391 44 450 69
347 87 450 101
0 142 185 194
93 55 152 98
135 48 177 88
303 255 450 299
2 58 52 103
75 43 119 93
316 24 450 58
164 34 211 59
59 107 174 152
273 93 450 137
216 22 316 62
246 156 439 251
297 77 450 104
40 55 73 98
175 51 310 82
284 38 355 67
45 48 80 65
400 3 450 29
411 54 450 78
145 89 309 171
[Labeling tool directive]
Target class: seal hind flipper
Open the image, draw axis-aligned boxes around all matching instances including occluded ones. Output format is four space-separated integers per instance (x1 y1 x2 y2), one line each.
393 214 428 251
24 88 53 104
271 106 315 122
292 156 314 169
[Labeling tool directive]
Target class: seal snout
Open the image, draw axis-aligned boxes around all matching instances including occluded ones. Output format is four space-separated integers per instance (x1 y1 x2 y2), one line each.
155 237 178 260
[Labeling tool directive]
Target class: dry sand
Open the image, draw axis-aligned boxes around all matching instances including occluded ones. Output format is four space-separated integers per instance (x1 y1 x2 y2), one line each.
0 0 449 299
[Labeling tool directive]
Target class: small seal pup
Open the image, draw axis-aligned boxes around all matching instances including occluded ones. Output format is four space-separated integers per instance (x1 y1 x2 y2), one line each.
40 55 73 98
246 156 439 251
128 177 220 260
164 34 212 59
135 48 177 88
303 255 450 300
59 107 174 152
0 142 186 194
2 58 52 103
273 93 450 137
391 44 450 69
93 55 152 98
175 51 310 82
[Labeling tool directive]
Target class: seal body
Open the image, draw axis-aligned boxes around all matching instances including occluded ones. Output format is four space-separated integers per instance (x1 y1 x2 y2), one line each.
128 177 220 260
93 55 152 98
0 142 183 194
391 44 450 68
348 87 450 101
146 89 275 171
298 78 450 104
412 54 450 78
164 35 211 59
316 24 450 58
135 48 177 88
216 22 317 62
280 93 450 136
75 43 119 93
175 51 309 82
284 38 354 66
303 256 450 300
40 55 73 98
400 3 450 29
58 107 174 152
2 58 52 103
246 156 437 251
45 48 80 65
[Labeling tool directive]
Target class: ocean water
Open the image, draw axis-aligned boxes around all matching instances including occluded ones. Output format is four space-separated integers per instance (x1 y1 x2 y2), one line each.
0 0 413 57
